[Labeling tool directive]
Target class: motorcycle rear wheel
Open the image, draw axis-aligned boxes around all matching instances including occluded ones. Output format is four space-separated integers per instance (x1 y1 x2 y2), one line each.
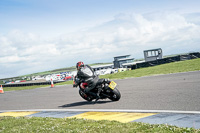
109 87 121 101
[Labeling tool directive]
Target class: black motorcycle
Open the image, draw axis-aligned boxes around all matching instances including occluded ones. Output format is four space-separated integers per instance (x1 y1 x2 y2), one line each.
74 78 121 102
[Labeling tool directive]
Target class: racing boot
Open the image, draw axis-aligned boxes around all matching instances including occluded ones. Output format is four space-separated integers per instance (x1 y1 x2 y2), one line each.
86 91 100 102
95 88 102 102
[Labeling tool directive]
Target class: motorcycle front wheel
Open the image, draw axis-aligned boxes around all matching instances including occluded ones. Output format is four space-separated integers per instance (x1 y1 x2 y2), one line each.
79 89 93 101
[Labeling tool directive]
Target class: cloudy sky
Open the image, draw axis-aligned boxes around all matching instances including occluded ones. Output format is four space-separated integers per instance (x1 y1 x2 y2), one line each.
0 0 200 79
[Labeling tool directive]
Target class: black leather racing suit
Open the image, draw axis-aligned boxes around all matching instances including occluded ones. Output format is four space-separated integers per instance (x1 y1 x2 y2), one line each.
76 65 99 95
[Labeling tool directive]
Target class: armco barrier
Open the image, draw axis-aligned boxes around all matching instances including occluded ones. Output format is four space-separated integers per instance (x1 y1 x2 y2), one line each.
2 80 66 88
133 52 200 69
189 52 200 59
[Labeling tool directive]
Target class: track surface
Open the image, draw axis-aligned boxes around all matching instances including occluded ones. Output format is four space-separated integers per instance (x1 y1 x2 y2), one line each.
1 71 200 111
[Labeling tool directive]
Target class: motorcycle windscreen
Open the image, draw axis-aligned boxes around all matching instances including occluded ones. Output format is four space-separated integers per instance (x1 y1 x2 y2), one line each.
81 67 93 77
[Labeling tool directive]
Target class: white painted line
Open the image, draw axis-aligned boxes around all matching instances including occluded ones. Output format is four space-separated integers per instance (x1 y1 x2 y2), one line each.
1 109 200 114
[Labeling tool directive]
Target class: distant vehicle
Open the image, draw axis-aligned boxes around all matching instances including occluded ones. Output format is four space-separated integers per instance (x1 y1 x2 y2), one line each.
118 68 127 72
104 69 112 75
63 76 72 80
111 69 118 74
95 68 118 75
5 81 11 84
96 69 106 75
32 77 44 80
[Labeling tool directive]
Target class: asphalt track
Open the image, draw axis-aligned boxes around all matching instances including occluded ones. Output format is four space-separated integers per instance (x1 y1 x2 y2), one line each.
1 71 200 129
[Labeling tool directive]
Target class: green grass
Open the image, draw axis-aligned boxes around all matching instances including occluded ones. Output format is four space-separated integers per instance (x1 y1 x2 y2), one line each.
3 58 200 91
0 117 199 133
100 58 200 79
55 80 74 85
3 80 73 92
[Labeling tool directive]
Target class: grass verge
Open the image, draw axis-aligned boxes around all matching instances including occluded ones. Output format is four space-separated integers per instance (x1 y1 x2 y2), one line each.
100 58 200 79
0 117 199 133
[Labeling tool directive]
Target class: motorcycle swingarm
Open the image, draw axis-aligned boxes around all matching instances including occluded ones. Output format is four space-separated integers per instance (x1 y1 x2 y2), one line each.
101 93 111 98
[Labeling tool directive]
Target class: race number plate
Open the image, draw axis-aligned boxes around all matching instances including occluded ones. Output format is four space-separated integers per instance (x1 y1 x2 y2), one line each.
108 81 117 90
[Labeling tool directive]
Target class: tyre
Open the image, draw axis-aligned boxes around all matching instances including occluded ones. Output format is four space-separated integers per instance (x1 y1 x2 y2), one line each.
109 87 121 101
79 89 93 101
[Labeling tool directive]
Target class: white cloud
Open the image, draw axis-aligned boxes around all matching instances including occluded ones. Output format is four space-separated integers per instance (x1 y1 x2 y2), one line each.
1 11 200 78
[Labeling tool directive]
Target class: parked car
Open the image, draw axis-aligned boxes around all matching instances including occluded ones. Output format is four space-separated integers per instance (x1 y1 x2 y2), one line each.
63 76 72 80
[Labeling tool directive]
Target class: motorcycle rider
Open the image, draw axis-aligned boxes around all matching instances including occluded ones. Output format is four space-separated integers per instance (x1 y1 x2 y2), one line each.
73 61 100 101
